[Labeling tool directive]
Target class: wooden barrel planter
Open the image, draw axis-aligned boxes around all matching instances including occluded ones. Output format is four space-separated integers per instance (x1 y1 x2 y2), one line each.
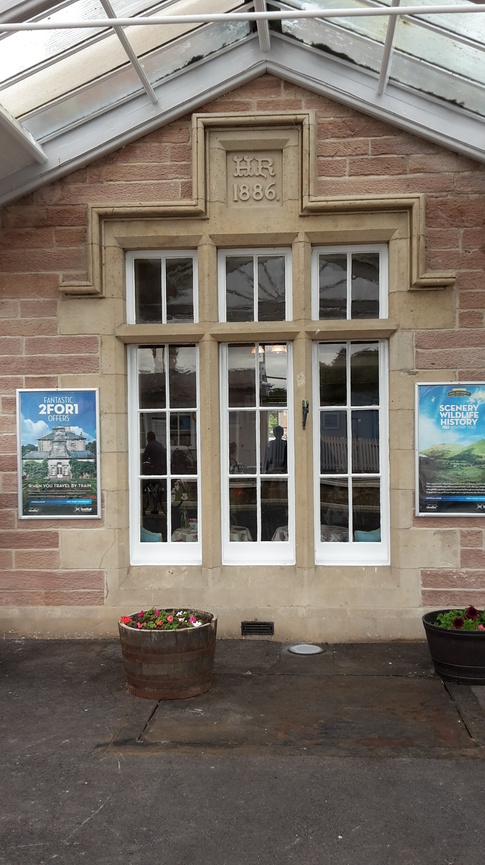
422 610 485 685
118 611 217 700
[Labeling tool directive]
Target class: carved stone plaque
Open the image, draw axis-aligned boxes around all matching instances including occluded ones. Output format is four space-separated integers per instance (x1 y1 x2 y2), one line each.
226 150 283 208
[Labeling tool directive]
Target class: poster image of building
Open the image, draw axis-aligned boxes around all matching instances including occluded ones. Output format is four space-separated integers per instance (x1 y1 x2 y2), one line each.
416 383 485 517
17 389 100 519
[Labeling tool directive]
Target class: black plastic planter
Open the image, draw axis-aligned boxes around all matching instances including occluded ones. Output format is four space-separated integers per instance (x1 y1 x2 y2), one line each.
422 610 485 685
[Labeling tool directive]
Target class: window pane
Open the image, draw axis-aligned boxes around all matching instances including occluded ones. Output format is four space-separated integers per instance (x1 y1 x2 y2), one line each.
260 343 288 407
229 410 256 474
320 481 349 542
228 345 256 407
261 479 288 540
318 254 347 319
170 413 197 475
262 417 288 474
352 410 379 473
171 479 198 541
350 343 379 406
320 411 347 473
140 418 167 475
166 258 194 323
168 345 197 408
135 260 162 323
138 346 166 409
353 479 381 539
258 256 286 321
351 253 379 319
229 479 256 542
226 256 254 322
318 343 347 406
140 480 166 541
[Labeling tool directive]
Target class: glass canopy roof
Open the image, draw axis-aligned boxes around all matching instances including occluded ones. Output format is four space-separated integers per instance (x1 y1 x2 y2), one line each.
0 0 483 205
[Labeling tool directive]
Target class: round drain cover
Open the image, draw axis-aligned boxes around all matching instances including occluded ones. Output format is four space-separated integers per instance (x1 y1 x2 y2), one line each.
288 643 324 655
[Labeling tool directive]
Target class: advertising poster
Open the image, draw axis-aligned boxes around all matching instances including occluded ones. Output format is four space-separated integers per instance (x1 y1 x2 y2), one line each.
17 389 100 519
416 383 485 516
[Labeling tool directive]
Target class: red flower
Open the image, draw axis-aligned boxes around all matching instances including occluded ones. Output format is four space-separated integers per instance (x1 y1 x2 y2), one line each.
167 615 174 623
452 617 465 629
120 616 132 624
465 606 479 620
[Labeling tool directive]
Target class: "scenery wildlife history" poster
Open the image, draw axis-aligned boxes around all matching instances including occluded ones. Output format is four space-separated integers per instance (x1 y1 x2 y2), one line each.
416 383 485 517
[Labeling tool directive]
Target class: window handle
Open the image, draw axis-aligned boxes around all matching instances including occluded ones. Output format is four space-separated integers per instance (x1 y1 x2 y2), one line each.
302 400 309 429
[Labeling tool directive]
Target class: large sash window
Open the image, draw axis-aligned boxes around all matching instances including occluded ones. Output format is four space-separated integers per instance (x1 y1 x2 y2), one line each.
128 344 201 564
126 243 389 567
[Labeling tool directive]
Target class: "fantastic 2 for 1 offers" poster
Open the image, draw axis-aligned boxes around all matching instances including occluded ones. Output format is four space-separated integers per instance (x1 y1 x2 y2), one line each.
17 389 100 519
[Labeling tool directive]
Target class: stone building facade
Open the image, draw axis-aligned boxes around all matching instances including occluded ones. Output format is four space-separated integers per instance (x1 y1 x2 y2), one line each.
1 75 484 640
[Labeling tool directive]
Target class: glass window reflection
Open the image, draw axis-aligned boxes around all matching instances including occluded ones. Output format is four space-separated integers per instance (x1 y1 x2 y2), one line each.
318 254 347 319
221 250 288 322
228 345 256 408
131 253 196 324
317 340 382 546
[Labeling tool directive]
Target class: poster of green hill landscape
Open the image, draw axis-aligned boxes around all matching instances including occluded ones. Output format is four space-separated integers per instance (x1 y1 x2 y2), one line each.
416 383 485 516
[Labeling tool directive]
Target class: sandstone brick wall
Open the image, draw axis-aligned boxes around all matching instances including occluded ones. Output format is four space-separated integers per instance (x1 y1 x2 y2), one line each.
1 74 484 616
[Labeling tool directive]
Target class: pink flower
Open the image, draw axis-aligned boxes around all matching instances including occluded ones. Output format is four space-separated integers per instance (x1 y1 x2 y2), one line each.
478 624 485 631
156 620 162 627
190 615 196 623
167 615 173 623
137 623 143 629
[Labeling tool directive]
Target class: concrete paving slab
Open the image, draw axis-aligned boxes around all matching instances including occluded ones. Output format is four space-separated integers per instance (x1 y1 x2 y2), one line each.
111 641 484 757
3 637 485 865
140 674 472 754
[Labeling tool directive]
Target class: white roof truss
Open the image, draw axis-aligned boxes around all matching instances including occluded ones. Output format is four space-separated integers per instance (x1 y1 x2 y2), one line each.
0 2 483 206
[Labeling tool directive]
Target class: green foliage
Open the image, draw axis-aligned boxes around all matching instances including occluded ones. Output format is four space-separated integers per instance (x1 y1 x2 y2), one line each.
22 459 47 481
70 459 96 480
21 444 37 457
434 606 485 631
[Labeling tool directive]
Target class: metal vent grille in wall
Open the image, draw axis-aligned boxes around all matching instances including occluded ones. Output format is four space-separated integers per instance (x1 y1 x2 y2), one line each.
241 621 274 636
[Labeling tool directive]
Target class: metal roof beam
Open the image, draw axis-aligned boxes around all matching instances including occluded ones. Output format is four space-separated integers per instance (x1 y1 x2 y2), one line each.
99 0 158 104
254 0 271 53
377 0 401 96
1 5 485 31
0 102 46 170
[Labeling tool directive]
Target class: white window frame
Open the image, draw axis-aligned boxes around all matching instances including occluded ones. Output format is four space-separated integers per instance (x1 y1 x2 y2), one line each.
311 244 388 320
220 342 295 566
218 248 293 323
126 250 199 324
127 344 201 565
312 339 390 566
